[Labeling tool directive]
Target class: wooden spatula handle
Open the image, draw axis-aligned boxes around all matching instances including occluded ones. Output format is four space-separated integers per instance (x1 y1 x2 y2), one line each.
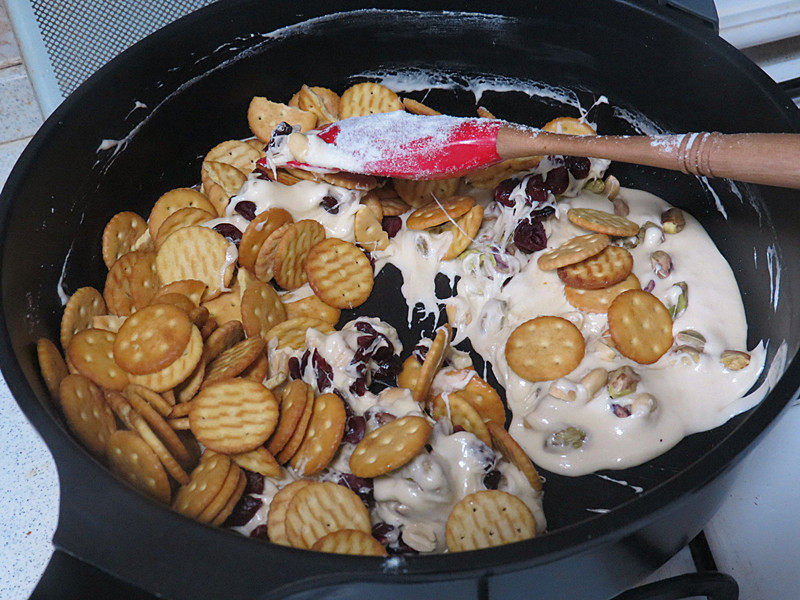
496 127 800 189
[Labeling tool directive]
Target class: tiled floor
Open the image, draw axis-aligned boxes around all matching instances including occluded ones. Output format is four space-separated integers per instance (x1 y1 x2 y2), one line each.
0 0 42 189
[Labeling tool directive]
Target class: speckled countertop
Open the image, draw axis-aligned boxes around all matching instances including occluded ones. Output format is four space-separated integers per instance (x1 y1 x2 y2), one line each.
1 2 799 599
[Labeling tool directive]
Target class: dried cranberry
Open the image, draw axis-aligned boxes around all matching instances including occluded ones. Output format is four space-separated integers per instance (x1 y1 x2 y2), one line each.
224 495 263 527
493 178 519 207
244 470 264 495
355 321 379 336
249 524 270 540
363 249 376 269
544 165 569 195
272 121 293 137
349 378 368 397
412 344 429 363
255 169 270 181
513 218 547 254
371 522 397 545
373 355 402 381
565 156 591 179
372 411 397 427
483 469 502 490
299 350 310 374
531 206 556 221
234 200 257 221
612 403 632 418
320 195 339 214
525 175 548 206
643 280 655 293
392 534 420 555
338 472 374 508
213 223 243 246
288 356 302 380
344 415 366 444
312 349 334 392
382 215 402 237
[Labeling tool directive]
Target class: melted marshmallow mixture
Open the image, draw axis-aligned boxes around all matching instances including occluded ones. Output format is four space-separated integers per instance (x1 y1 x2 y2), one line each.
224 113 762 552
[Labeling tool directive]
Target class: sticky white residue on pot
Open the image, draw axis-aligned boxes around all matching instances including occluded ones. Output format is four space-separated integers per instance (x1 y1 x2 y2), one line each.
593 474 643 494
766 244 781 312
56 243 73 306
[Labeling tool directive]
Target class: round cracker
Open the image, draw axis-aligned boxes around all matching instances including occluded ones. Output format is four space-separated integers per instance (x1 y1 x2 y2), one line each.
557 246 633 290
154 207 215 251
102 211 148 269
353 205 389 252
172 451 233 518
59 374 117 457
156 225 235 301
66 328 130 391
312 529 388 556
189 378 279 453
537 233 610 271
240 351 269 382
254 222 292 281
231 447 282 478
92 314 127 333
486 422 542 491
349 415 432 478
567 208 639 237
431 393 492 447
201 161 247 216
124 383 173 417
196 461 244 524
202 319 245 363
379 196 411 217
202 336 265 385
157 279 207 306
247 96 316 142
305 239 374 309
290 392 346 476
150 291 196 315
148 188 215 239
107 430 171 503
205 139 262 174
268 479 313 546
443 204 484 260
128 326 203 392
406 195 476 230
392 177 460 209
542 116 597 135
463 375 506 426
201 285 242 325
285 481 371 549
37 338 69 402
103 250 159 316
607 290 673 364
211 469 247 526
113 303 192 375
339 82 403 119
124 387 193 468
238 208 293 271
505 316 585 382
412 325 451 403
397 355 421 391
565 273 641 313
284 294 340 326
267 379 312 456
61 286 107 349
276 388 316 464
445 490 536 552
265 317 334 351
273 220 326 290
241 279 287 342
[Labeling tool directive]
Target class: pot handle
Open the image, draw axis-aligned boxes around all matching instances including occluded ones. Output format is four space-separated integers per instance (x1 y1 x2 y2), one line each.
609 572 738 600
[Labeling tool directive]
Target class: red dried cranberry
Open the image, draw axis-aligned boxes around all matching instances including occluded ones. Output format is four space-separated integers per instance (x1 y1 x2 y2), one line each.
344 415 367 444
612 403 632 418
254 166 271 180
363 249 376 269
244 470 264 495
643 280 655 293
338 472 374 508
213 223 243 246
349 377 368 397
373 355 402 382
531 206 555 221
525 175 548 206
355 321 380 336
272 121 293 137
452 425 466 433
249 524 270 540
312 349 334 391
565 156 591 179
320 195 340 214
288 356 302 380
513 218 547 254
392 534 420 555
483 469 502 490
374 412 397 427
224 495 263 527
371 522 397 545
382 215 402 237
299 350 310 374
412 344 429 363
234 201 257 221
493 178 519 207
544 165 569 195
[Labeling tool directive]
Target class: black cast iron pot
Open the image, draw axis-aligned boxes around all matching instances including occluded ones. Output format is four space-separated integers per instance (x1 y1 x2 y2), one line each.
2 2 799 599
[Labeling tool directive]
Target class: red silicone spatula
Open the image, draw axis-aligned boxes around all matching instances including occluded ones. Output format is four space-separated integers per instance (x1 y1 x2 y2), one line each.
258 111 800 189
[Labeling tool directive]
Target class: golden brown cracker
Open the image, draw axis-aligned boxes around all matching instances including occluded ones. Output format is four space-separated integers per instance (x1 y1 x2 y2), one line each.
353 205 389 252
37 338 69 402
254 222 293 282
285 481 371 549
157 279 206 306
61 286 107 349
487 422 542 491
443 204 484 260
505 316 585 382
273 220 326 290
204 139 262 174
567 208 639 237
393 177 461 209
231 447 282 478
339 82 403 119
401 97 441 116
267 379 312 456
266 317 334 351
203 336 265 385
283 294 340 326
59 374 117 457
305 238 374 309
557 246 633 290
113 303 192 375
241 279 287 342
102 211 148 269
172 451 233 518
406 195 476 230
201 161 247 216
349 416 432 478
107 430 172 503
413 325 451 403
268 479 313 546
103 250 159 316
189 378 279 453
66 328 129 391
202 319 245 363
247 97 317 142
431 392 492 447
312 529 388 556
607 290 673 364
154 207 215 251
537 234 610 271
290 392 346 476
127 326 202 392
239 208 293 271
445 490 536 552
564 273 640 313
148 188 215 240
